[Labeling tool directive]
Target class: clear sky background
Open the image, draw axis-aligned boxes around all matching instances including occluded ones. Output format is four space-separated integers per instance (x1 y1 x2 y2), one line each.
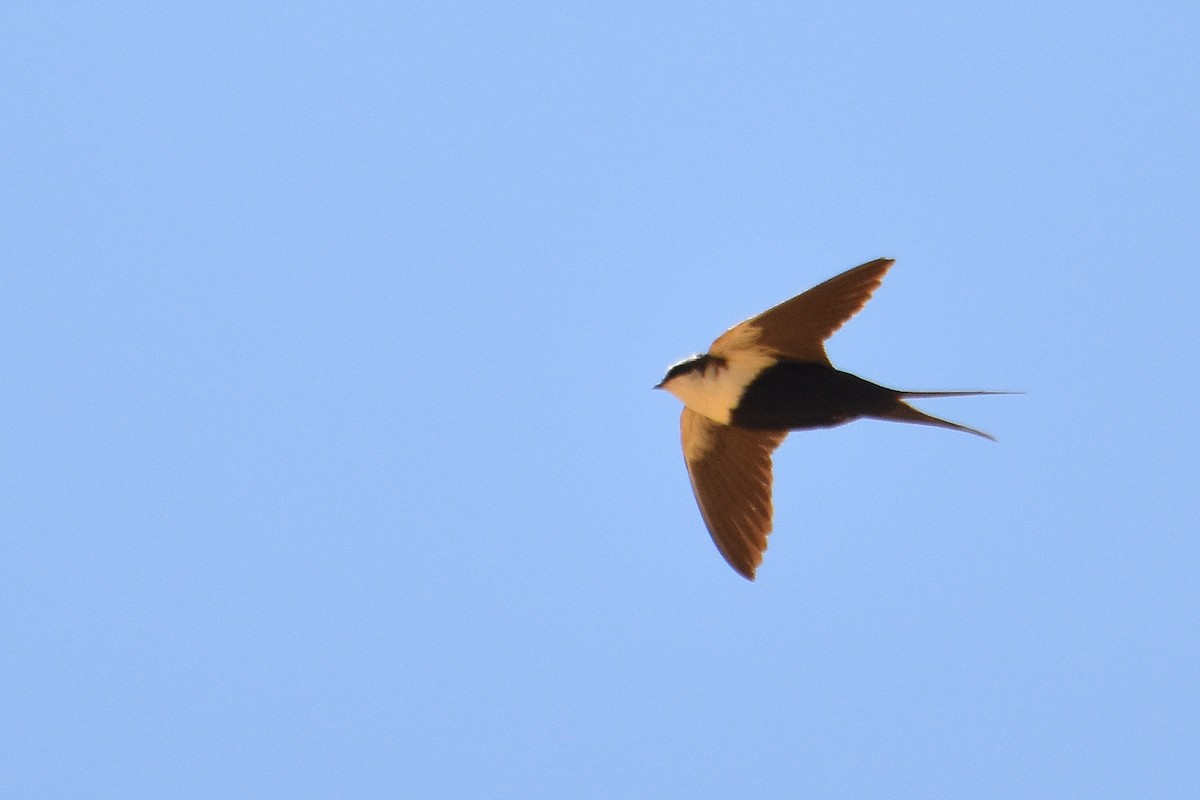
4 2 1198 797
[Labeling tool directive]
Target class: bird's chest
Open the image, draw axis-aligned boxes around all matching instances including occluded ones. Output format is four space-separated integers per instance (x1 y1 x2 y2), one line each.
668 356 772 425
730 361 890 431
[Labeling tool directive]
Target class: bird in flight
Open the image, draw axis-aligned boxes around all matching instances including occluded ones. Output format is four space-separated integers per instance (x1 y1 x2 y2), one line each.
655 258 1002 580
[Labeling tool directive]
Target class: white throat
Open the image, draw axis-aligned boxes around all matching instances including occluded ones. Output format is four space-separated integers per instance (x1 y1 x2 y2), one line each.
662 353 773 424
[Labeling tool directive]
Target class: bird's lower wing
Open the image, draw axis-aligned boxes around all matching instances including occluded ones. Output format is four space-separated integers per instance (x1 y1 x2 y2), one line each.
680 408 787 580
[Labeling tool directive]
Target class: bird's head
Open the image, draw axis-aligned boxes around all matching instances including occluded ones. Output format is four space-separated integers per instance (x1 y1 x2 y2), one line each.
655 353 723 401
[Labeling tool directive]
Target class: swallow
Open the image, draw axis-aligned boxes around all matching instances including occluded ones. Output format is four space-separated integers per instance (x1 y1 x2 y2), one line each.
655 258 1004 580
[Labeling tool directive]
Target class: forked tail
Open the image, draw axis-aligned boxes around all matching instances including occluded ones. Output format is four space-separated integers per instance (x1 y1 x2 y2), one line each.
873 390 1013 441
897 390 1013 399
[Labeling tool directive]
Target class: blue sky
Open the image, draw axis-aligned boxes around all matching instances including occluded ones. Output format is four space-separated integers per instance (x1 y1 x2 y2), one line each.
4 2 1198 797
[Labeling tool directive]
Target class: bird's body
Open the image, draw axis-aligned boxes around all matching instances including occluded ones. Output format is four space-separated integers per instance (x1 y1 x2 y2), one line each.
733 361 897 430
656 258 1003 580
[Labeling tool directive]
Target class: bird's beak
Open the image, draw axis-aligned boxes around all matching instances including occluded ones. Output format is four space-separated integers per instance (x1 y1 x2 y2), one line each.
653 381 664 390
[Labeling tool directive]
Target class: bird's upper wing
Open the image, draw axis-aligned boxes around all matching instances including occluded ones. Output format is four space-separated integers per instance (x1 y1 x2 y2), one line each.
681 407 788 580
708 258 894 365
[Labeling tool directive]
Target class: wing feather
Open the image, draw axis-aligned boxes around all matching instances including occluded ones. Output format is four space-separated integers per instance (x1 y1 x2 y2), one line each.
709 258 894 364
680 408 787 580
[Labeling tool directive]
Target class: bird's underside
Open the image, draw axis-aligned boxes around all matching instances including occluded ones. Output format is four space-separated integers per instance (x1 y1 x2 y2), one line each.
661 258 1002 580
680 363 994 579
731 360 996 438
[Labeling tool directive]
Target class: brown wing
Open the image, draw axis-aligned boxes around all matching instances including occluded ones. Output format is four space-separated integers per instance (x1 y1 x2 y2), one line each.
709 258 894 365
680 408 788 580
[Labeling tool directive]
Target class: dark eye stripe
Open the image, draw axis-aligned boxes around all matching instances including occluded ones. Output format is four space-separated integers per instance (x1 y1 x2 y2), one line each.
664 354 726 382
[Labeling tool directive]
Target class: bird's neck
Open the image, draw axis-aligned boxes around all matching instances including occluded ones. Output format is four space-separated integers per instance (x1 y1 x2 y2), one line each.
666 353 773 425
